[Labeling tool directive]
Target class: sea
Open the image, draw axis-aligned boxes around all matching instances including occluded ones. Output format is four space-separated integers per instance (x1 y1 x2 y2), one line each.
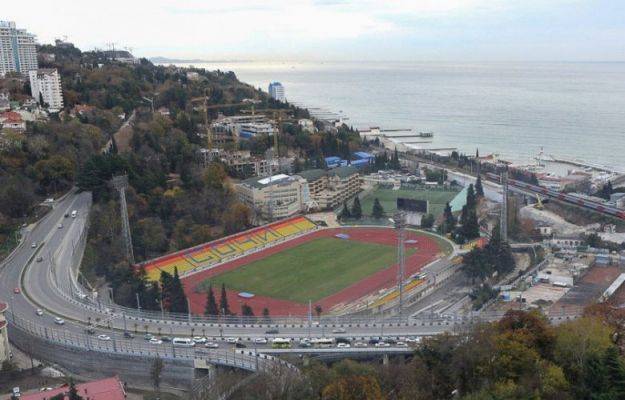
178 61 625 171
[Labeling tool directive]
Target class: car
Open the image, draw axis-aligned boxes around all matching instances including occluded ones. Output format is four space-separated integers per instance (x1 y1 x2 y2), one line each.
384 338 397 345
64 213 69 218
235 342 247 349
335 337 351 344
396 342 408 347
193 336 207 344
160 336 172 342
31 242 37 248
265 328 279 334
354 342 368 348
144 334 154 341
149 338 163 345
298 342 312 348
35 309 43 316
36 256 43 262
123 332 135 339
205 342 219 349
375 342 390 348
84 327 96 335
337 343 351 348
368 337 380 345
405 337 421 344
332 328 346 334
225 337 240 343
254 337 268 344
13 287 20 294
57 223 63 229
54 317 65 325
97 334 111 341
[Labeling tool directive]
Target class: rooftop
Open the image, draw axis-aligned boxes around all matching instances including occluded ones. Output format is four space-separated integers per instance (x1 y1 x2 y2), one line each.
20 376 125 400
241 174 292 189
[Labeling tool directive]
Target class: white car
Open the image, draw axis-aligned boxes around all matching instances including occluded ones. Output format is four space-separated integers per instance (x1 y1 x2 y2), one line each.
332 328 346 334
375 342 390 347
31 242 37 248
57 223 63 229
193 336 207 344
337 343 351 348
254 337 268 344
35 309 43 316
396 341 408 347
149 338 163 345
97 334 111 341
225 337 240 343
354 342 367 348
54 317 65 325
205 342 219 348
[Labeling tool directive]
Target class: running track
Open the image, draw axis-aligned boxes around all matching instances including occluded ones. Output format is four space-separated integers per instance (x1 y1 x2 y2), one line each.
182 227 443 316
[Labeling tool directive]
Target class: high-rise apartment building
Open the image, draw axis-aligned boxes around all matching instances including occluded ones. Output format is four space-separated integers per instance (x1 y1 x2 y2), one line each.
268 82 285 102
29 69 64 112
0 21 38 76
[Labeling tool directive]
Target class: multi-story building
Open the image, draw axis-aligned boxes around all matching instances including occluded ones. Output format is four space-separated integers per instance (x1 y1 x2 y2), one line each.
0 21 38 76
0 111 26 131
0 302 9 364
235 174 311 220
298 166 361 210
268 82 285 102
239 122 276 139
29 68 64 112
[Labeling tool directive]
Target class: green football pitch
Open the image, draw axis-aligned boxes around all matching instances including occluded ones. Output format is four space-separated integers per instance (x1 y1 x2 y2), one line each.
359 187 459 218
198 237 414 303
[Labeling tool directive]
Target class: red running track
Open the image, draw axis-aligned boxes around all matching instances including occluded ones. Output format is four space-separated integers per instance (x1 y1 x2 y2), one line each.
182 227 443 316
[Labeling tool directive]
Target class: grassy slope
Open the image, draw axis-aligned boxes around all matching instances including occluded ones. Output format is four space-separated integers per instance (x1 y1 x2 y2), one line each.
359 188 459 218
200 237 414 303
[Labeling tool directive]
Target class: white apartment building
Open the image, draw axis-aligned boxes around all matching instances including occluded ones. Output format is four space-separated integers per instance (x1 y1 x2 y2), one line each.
29 69 64 112
268 82 285 102
236 174 311 220
297 166 361 210
0 21 38 76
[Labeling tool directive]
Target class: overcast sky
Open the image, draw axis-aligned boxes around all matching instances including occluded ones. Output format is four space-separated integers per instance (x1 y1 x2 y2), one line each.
8 0 625 61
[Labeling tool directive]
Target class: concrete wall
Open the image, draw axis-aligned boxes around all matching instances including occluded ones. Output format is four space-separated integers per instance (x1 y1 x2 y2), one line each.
8 326 195 391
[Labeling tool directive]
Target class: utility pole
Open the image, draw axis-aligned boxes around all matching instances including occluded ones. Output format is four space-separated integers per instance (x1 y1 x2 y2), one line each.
393 211 406 319
111 175 134 264
500 168 509 243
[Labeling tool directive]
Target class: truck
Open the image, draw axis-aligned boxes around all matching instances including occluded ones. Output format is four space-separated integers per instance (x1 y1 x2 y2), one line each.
71 210 77 218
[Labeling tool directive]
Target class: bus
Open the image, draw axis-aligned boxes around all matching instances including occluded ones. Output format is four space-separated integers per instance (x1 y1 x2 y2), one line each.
310 338 334 348
172 337 195 347
271 338 292 349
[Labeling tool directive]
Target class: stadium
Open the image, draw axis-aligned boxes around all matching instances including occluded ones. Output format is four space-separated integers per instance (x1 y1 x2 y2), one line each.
139 216 452 316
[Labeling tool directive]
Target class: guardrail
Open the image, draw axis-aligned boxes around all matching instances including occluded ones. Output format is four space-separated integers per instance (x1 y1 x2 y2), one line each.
6 311 289 373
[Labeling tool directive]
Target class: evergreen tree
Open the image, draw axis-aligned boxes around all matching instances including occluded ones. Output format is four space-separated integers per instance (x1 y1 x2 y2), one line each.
462 211 480 240
603 346 625 397
466 184 477 211
421 213 435 229
475 174 484 197
159 271 173 311
339 201 351 220
241 303 254 317
351 196 362 219
372 198 384 219
219 283 231 315
442 202 455 234
169 267 188 314
68 379 83 400
204 285 218 316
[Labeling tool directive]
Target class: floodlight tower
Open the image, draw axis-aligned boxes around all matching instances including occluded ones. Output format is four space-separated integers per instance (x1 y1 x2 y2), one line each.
393 211 407 318
500 168 509 243
111 175 135 264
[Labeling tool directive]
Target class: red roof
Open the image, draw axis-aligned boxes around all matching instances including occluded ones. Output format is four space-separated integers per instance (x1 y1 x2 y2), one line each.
20 376 125 400
1 111 23 123
0 302 7 313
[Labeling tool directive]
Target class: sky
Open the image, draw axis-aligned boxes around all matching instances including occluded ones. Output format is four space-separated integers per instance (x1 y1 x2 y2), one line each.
7 0 625 61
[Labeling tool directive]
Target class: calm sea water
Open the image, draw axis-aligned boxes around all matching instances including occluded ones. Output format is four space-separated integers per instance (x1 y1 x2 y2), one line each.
185 61 625 170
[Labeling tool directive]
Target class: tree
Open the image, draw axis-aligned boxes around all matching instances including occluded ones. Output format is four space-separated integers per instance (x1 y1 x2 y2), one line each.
223 203 251 235
475 174 484 197
371 198 384 219
315 305 323 317
420 213 435 229
68 379 83 400
442 202 455 234
262 307 270 319
242 303 254 317
339 201 351 220
322 375 384 400
167 267 188 314
351 196 362 219
204 284 218 316
151 356 164 392
219 283 231 315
